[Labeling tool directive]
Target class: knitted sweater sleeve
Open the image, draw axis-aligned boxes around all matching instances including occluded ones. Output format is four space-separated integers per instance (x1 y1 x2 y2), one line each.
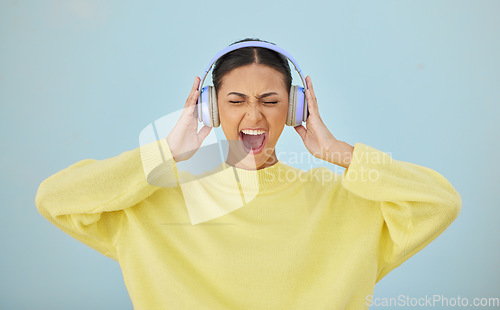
341 143 462 282
35 139 178 261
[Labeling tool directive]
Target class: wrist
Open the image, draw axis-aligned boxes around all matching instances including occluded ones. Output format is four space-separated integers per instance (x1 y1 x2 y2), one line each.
325 140 354 169
165 135 180 163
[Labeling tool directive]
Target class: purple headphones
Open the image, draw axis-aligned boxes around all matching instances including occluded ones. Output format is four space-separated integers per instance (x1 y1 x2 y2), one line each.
197 41 309 127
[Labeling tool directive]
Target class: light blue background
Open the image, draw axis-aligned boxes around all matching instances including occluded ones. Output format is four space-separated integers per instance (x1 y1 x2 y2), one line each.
1 0 499 309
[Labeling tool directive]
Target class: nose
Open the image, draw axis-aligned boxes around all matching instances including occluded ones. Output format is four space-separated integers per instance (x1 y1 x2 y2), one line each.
244 101 264 121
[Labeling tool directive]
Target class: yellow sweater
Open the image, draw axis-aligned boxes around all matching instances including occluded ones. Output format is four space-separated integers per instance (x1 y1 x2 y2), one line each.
35 140 461 309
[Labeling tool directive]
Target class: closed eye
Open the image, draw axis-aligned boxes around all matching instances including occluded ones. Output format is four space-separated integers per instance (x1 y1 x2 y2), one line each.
229 100 278 104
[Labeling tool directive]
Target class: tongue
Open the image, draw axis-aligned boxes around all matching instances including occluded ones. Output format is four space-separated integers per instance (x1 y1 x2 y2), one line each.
242 133 265 150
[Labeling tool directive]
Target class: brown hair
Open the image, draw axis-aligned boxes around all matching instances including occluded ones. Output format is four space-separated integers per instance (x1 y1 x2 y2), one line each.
212 38 292 96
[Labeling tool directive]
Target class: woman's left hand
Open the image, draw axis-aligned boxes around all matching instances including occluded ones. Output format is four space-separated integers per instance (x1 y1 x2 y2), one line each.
294 76 354 168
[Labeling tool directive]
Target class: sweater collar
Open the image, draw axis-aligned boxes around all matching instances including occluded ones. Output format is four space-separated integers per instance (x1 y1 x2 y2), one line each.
180 160 299 225
182 160 301 194
214 160 296 193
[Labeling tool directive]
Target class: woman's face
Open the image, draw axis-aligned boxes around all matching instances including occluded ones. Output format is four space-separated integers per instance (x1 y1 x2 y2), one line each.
217 63 289 170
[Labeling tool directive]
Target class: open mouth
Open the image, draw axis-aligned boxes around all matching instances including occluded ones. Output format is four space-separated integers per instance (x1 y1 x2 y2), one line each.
239 128 268 155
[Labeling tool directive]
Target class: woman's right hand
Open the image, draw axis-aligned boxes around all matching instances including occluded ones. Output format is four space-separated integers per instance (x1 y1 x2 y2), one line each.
166 77 212 162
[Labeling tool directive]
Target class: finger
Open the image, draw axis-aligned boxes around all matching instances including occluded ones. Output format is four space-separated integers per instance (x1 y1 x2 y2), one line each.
191 89 200 106
305 88 319 115
197 125 212 143
184 91 203 120
184 76 201 108
185 88 200 111
182 103 196 117
191 76 201 93
306 76 318 108
294 124 307 141
306 75 316 99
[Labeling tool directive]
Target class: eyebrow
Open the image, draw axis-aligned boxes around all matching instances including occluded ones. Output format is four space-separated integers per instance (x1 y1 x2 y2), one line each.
227 92 279 99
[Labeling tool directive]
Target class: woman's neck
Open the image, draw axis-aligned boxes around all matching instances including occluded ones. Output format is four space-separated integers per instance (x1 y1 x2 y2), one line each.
225 148 279 170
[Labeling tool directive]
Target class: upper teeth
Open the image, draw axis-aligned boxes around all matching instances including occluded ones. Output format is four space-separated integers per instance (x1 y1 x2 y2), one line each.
241 129 266 135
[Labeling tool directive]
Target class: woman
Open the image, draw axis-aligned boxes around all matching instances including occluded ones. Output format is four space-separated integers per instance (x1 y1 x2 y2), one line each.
36 38 462 309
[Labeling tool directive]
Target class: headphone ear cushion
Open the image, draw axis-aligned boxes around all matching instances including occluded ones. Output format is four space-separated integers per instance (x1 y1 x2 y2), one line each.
208 86 220 127
287 85 298 126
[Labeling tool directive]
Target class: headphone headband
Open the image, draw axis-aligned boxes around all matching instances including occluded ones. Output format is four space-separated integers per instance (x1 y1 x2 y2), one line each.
198 41 307 92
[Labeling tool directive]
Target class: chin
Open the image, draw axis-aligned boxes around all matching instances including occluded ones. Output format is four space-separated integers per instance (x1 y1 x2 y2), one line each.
223 143 274 170
234 147 277 170
223 128 278 170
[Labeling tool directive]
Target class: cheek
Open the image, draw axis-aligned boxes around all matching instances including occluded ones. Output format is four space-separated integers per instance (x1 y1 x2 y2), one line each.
266 107 287 142
219 107 242 137
268 106 288 128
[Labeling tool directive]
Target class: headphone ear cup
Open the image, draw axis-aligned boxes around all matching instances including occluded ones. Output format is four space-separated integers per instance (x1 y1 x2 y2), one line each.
296 86 307 123
199 86 209 124
287 85 298 126
208 86 220 127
